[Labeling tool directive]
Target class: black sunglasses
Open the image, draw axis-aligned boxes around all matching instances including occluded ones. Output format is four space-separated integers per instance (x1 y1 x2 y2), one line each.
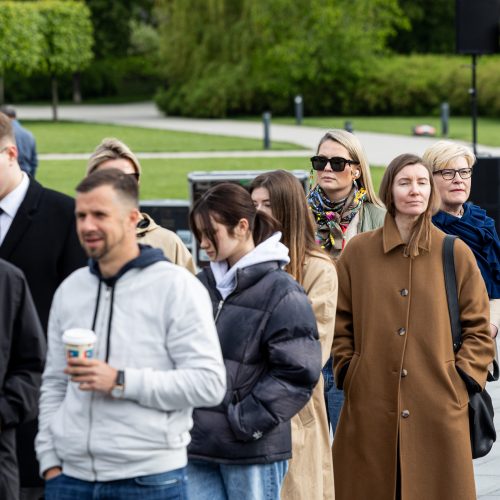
310 156 360 172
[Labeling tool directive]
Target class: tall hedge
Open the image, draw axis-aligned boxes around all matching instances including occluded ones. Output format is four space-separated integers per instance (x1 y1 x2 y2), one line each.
350 55 500 117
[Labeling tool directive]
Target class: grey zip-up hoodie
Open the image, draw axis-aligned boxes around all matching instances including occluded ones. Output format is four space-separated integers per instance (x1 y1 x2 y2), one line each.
36 246 226 481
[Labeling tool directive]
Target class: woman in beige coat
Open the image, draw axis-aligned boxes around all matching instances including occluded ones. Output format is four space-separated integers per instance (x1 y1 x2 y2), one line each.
332 154 495 500
251 170 337 500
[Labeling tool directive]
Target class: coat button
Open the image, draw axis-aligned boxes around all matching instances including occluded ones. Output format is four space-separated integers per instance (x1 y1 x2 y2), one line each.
401 410 410 418
400 289 409 297
397 327 406 336
401 369 408 377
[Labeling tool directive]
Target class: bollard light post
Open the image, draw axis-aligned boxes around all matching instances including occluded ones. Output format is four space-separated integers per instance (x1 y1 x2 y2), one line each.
294 95 303 125
441 102 450 138
344 121 353 133
263 111 271 150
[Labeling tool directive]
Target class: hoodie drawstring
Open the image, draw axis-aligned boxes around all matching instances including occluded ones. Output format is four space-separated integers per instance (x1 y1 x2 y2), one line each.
91 280 102 332
104 285 116 363
90 279 116 363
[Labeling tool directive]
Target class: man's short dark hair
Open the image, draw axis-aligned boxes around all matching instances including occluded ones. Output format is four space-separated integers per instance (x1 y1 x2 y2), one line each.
76 168 139 207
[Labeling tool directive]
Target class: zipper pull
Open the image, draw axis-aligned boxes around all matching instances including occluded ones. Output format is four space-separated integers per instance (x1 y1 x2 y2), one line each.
214 300 224 323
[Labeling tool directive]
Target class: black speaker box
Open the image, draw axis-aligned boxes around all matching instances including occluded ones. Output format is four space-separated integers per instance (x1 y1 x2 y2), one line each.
188 170 309 267
469 156 500 232
139 199 193 252
456 0 500 54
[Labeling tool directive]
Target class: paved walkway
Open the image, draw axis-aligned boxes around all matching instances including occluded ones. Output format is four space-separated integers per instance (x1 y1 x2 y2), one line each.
17 101 500 496
18 102 500 165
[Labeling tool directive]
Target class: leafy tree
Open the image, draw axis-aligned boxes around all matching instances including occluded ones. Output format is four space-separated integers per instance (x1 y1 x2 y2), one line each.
0 2 44 104
155 0 407 117
389 0 455 54
85 0 156 58
36 1 94 120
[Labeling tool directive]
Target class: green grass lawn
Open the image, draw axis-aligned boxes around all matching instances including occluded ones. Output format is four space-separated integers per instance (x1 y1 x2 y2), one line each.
260 116 500 147
38 157 385 199
24 121 301 154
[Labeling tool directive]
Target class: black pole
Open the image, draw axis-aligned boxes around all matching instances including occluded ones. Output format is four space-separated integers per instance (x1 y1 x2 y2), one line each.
470 54 478 156
262 111 271 150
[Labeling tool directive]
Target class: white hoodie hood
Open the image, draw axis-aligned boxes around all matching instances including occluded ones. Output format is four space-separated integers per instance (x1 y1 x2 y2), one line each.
210 232 290 299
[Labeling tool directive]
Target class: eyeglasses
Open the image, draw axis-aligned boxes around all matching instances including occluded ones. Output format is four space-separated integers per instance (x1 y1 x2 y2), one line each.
0 146 9 155
433 168 472 180
128 172 140 182
310 156 359 172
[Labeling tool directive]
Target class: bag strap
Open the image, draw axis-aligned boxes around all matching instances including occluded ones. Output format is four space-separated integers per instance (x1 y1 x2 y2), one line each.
443 235 462 353
443 235 499 381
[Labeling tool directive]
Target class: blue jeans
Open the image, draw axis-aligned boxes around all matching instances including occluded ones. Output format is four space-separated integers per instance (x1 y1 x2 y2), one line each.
44 469 187 500
322 356 344 435
187 460 288 500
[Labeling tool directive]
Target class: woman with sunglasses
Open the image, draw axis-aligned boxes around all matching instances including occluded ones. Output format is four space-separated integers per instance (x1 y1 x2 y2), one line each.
332 153 494 500
187 183 321 500
307 129 385 436
423 140 500 339
250 170 337 500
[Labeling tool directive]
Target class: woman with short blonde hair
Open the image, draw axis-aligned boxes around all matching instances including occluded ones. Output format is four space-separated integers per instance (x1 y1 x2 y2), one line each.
424 140 500 338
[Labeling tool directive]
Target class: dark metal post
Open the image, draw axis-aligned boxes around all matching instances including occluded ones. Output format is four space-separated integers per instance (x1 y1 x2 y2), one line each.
263 111 271 150
344 121 353 133
294 95 303 125
469 54 478 155
440 102 449 138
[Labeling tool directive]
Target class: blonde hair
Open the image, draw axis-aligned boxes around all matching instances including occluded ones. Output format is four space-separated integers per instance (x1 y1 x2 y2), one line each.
422 140 476 172
316 129 383 207
87 138 142 177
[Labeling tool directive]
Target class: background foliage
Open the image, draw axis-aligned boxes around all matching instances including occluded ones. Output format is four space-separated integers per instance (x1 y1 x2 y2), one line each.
4 0 500 120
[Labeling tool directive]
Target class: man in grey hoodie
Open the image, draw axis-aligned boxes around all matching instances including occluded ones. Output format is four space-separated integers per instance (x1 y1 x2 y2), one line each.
36 169 226 499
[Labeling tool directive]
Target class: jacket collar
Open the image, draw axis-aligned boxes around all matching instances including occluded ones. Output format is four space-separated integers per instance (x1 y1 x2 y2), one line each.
89 244 166 286
136 212 159 237
203 261 280 298
382 213 431 254
0 177 41 259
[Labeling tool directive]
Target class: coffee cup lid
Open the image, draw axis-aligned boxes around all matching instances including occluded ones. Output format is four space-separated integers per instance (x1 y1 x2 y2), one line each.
62 328 96 345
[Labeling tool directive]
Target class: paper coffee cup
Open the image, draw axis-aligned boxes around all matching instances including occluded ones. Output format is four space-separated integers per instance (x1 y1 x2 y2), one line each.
62 328 96 359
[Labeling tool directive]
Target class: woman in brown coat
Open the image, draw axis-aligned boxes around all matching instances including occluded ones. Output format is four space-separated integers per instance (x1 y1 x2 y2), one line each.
251 170 337 499
332 153 495 500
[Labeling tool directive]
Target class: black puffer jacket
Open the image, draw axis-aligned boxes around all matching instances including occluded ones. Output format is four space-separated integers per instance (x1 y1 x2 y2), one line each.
188 261 321 464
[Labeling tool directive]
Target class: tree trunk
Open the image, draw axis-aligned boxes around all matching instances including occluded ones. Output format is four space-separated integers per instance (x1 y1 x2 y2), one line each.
0 76 4 106
51 75 59 122
72 72 82 103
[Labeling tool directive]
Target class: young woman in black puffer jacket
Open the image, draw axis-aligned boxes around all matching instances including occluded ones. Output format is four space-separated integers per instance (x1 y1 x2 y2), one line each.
187 183 322 500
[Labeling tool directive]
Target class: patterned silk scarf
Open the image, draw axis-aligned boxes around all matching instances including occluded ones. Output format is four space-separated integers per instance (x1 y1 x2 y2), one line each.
307 184 367 259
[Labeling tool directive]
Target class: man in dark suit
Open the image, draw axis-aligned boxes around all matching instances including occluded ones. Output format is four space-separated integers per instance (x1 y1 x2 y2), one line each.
0 259 46 500
0 111 86 499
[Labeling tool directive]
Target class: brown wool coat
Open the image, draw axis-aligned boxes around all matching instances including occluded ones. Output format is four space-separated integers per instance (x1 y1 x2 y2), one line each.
281 251 337 500
332 214 495 500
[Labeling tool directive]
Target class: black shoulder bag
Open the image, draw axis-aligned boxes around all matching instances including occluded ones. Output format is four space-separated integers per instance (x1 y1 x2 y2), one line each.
443 235 498 459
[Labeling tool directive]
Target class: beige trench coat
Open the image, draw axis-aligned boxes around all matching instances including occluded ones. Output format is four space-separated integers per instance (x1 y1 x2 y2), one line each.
136 212 196 273
332 215 495 500
282 251 337 500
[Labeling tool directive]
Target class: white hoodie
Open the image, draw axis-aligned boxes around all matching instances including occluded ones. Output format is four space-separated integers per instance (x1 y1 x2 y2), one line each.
36 258 226 482
210 232 290 299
